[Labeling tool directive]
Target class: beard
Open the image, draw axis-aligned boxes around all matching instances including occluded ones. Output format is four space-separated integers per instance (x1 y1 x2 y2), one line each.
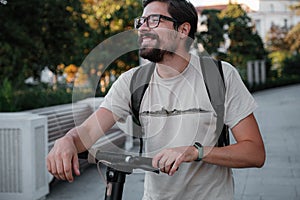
138 33 174 63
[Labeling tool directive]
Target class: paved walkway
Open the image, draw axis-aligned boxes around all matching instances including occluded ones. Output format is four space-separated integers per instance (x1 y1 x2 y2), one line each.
46 84 300 200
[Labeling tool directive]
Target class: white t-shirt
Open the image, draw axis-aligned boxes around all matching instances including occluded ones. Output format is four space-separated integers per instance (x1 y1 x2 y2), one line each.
100 54 257 200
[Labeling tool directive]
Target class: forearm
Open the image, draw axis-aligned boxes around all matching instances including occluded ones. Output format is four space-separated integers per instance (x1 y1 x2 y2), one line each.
63 125 95 153
202 141 265 168
64 108 117 153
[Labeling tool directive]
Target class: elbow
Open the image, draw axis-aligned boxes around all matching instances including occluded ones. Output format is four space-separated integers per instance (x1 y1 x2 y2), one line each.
255 157 265 168
254 149 266 168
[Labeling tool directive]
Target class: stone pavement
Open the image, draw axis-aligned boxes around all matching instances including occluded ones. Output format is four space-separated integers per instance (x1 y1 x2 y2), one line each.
46 84 300 200
233 84 300 200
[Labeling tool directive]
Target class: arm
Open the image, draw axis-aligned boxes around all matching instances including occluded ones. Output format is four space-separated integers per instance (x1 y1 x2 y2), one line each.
153 113 265 175
47 107 117 182
202 113 265 168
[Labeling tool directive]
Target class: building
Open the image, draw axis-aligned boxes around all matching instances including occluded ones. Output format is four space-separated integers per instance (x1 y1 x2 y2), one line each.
196 0 300 43
248 0 300 42
196 0 300 42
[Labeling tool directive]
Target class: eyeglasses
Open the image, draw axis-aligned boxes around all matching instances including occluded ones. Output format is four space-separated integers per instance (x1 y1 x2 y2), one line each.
134 14 178 29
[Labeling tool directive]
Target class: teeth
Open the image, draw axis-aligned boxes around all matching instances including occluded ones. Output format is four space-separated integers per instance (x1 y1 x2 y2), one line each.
143 37 152 42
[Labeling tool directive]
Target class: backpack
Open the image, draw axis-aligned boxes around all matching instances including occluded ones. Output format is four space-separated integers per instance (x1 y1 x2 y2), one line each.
130 56 229 154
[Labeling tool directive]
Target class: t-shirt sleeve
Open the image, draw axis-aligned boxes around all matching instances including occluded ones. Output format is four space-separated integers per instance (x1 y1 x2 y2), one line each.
222 62 258 129
99 68 136 122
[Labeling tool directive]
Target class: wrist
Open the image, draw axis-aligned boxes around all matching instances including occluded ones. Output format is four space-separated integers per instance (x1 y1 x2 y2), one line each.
193 142 203 161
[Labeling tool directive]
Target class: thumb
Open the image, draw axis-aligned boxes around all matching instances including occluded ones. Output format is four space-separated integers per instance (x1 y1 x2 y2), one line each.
72 154 81 176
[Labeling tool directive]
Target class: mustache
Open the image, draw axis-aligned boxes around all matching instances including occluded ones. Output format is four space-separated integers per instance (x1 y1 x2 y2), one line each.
138 33 159 44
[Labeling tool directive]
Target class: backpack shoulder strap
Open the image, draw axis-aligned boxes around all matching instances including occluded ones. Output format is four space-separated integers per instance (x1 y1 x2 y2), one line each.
200 56 225 106
200 56 229 146
130 62 155 155
130 62 156 126
130 57 229 149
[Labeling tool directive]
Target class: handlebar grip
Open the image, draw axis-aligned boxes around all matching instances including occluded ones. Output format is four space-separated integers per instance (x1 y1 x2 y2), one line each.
85 150 159 173
94 151 131 163
129 156 159 173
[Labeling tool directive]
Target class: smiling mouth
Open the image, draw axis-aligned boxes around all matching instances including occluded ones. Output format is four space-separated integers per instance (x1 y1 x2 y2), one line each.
138 33 158 45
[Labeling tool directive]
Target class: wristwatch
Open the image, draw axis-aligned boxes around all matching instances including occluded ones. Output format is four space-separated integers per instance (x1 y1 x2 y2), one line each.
193 142 203 161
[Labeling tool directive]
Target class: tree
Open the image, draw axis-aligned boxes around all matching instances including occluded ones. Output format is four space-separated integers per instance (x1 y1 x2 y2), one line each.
266 24 290 52
285 3 300 53
285 23 300 53
218 3 266 69
81 0 142 39
196 9 224 55
0 0 88 87
77 0 143 96
0 0 142 91
282 54 300 76
196 3 267 75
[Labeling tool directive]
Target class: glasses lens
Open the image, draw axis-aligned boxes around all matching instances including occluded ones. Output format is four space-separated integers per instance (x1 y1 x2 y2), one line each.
134 18 140 29
148 15 160 28
134 15 161 29
134 17 146 29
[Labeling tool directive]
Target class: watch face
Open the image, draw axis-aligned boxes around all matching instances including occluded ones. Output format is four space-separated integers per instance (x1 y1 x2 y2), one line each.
195 142 202 148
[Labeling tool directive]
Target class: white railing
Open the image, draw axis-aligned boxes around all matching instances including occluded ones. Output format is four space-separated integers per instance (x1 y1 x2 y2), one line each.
0 113 48 200
0 98 133 200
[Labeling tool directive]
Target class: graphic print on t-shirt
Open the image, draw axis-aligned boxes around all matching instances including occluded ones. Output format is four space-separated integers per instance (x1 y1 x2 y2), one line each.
141 107 210 117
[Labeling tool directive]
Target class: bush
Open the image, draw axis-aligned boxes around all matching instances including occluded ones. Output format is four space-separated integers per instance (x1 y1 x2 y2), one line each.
0 78 17 111
15 85 73 111
246 75 300 93
282 54 300 76
0 83 73 112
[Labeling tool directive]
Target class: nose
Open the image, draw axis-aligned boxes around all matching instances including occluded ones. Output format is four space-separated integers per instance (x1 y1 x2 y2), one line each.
138 20 150 32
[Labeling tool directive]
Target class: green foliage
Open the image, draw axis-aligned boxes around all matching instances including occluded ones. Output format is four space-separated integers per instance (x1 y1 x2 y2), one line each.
218 4 267 69
81 0 142 37
266 2 300 78
0 84 73 112
16 86 72 111
266 25 289 52
285 23 300 53
282 54 300 76
76 0 142 97
247 75 300 93
0 0 90 87
0 78 16 112
197 9 224 54
218 3 250 24
268 51 290 77
0 0 143 110
197 3 267 73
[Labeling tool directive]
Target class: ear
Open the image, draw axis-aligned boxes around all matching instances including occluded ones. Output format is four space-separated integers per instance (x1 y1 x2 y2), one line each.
178 22 191 39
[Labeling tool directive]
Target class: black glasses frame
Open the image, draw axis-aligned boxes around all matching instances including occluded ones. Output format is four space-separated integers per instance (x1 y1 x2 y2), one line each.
134 14 178 29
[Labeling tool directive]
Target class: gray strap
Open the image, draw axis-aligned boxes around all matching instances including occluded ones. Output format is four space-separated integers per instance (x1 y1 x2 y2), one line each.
200 57 226 146
130 62 156 155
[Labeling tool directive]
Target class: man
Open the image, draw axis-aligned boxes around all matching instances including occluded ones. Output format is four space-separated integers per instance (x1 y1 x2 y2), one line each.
47 0 265 199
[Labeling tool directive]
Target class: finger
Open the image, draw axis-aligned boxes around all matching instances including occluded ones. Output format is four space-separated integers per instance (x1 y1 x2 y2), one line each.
72 154 81 176
152 152 164 168
158 158 167 170
48 155 59 179
46 157 51 173
56 157 67 180
62 155 74 182
169 157 182 176
164 160 175 174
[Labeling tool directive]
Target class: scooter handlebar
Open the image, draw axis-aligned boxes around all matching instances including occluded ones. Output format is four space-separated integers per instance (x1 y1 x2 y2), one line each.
78 150 159 174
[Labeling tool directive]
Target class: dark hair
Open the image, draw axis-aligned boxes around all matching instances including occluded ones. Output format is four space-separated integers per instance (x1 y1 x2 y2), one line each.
142 0 198 48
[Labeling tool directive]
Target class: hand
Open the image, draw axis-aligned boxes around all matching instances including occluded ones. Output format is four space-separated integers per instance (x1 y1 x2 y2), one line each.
152 146 198 176
46 136 80 182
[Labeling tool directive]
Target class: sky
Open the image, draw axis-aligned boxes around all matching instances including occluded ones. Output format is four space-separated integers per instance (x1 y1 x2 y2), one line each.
190 0 259 11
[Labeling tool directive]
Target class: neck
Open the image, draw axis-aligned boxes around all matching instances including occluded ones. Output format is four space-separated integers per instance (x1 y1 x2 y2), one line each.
156 51 191 78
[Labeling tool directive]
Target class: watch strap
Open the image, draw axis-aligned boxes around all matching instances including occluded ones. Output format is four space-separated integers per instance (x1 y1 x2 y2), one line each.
193 142 203 161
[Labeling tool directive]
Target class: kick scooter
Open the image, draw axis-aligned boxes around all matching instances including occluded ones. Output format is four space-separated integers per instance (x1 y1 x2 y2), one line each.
78 150 159 200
